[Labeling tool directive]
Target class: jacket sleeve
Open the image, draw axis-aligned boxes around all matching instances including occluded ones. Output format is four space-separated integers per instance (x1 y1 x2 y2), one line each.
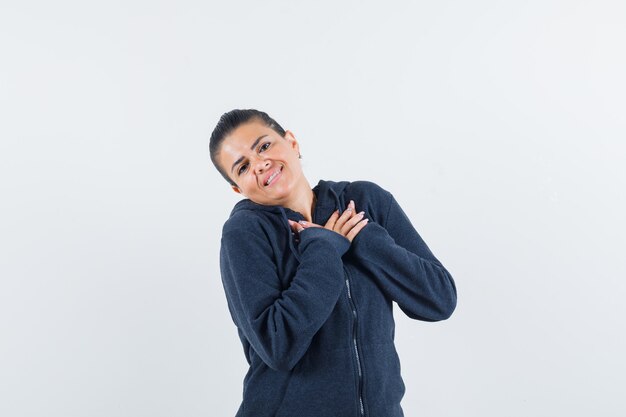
220 225 350 371
348 189 457 321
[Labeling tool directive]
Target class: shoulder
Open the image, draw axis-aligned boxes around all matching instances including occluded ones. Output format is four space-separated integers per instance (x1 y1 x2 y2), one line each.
343 180 394 224
221 208 270 239
345 179 393 205
346 179 390 195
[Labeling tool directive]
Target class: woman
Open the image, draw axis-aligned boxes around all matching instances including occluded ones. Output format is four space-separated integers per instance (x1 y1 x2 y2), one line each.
209 109 457 417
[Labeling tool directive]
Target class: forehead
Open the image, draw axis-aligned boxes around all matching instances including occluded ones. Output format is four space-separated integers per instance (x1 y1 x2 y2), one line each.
222 121 274 152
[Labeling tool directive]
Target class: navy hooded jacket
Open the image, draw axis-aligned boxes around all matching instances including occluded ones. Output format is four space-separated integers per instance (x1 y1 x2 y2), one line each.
219 179 457 417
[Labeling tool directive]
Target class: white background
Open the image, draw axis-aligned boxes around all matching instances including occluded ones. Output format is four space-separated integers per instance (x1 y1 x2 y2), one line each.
1 1 625 416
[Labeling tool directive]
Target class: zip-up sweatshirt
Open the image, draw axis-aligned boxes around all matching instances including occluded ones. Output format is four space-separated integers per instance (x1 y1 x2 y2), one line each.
219 179 457 417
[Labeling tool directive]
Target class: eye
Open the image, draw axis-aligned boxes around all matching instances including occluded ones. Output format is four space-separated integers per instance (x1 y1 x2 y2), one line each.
237 142 270 176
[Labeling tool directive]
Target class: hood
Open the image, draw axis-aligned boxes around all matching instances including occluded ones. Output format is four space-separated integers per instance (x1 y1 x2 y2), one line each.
227 179 350 262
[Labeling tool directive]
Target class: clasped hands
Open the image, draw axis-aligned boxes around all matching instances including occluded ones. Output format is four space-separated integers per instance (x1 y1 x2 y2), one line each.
288 200 369 243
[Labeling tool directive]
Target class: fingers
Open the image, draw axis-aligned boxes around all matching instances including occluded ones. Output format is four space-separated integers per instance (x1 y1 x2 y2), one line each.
325 210 340 229
298 220 323 228
292 199 369 243
340 210 366 236
334 200 356 231
288 219 322 234
346 217 369 242
288 219 304 233
326 200 369 242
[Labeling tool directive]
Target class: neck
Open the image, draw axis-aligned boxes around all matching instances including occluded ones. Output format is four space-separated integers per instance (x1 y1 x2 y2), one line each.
285 178 317 222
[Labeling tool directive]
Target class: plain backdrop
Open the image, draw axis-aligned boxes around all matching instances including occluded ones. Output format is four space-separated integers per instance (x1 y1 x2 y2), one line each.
1 1 625 416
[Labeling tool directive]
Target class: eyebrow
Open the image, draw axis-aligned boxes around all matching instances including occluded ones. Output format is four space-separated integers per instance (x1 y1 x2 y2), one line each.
230 134 269 174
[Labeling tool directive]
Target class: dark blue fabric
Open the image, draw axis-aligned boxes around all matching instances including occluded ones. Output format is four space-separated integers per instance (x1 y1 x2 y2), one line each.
219 179 457 417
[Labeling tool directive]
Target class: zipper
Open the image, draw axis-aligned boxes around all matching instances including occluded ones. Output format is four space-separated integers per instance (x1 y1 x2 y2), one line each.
344 266 365 416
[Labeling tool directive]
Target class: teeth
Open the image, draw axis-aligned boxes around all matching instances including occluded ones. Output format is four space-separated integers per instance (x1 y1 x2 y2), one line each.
266 167 281 186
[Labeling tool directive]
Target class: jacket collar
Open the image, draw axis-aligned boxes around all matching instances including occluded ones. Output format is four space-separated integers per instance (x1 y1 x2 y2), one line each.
227 179 350 262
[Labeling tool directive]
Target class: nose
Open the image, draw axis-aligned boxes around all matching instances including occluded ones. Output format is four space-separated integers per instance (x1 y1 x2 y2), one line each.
254 157 270 175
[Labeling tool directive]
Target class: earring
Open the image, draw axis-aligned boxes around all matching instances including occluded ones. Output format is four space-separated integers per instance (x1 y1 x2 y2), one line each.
298 154 302 159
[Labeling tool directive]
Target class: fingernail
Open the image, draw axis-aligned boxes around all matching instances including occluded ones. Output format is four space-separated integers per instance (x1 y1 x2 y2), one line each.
358 211 364 216
298 220 307 225
350 200 355 208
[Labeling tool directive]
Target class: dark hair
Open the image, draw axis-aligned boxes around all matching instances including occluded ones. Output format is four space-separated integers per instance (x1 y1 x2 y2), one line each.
209 109 287 187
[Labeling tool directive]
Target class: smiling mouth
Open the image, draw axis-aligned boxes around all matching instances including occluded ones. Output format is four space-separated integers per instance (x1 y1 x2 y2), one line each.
264 166 283 187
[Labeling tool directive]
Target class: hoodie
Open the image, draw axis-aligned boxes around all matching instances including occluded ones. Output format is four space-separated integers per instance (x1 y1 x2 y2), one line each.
219 179 457 417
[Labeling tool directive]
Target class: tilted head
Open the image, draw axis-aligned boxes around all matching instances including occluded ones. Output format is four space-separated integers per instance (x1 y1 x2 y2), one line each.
210 109 305 206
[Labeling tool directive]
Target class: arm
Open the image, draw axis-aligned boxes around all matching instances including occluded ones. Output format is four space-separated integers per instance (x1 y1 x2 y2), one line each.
220 225 350 371
348 190 457 321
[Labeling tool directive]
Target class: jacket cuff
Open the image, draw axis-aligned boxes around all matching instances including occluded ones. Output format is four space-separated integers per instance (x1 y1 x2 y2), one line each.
347 221 386 255
298 227 351 257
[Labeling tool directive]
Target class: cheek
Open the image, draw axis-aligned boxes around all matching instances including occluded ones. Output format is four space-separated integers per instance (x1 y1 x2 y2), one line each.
244 173 259 187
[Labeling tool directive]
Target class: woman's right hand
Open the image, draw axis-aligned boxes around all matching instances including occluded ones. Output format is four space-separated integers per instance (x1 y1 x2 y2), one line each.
289 200 369 243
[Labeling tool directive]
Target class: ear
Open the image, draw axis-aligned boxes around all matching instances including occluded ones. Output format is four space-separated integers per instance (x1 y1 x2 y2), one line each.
284 130 300 155
231 185 242 195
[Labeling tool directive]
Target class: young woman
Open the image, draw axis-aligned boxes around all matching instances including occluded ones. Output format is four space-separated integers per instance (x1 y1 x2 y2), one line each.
209 109 457 417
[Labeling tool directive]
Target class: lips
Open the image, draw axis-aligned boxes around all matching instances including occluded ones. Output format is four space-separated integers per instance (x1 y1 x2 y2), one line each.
263 166 283 187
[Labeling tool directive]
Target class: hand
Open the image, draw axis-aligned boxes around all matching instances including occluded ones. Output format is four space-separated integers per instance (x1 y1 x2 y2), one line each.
288 200 369 243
